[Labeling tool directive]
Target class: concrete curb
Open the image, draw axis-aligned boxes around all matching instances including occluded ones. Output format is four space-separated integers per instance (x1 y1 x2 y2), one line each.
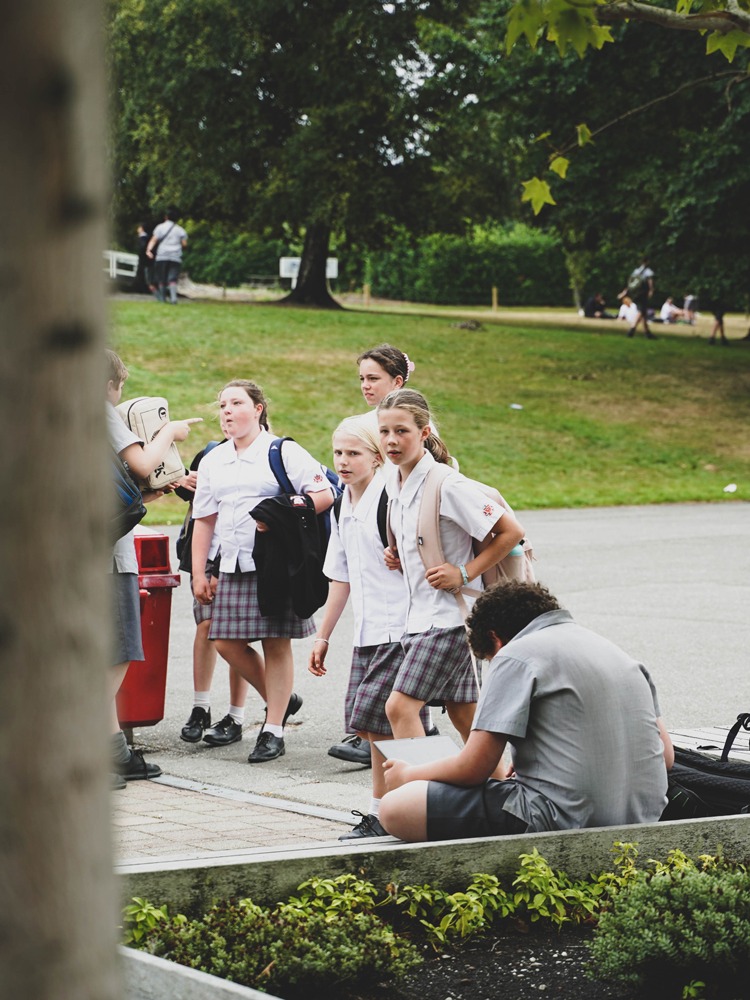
118 813 750 915
121 947 278 1000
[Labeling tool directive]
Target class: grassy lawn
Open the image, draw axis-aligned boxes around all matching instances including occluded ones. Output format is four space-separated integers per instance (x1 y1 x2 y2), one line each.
109 297 750 523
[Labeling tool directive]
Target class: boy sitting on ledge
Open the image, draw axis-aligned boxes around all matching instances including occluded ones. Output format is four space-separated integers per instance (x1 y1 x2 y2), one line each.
380 582 673 842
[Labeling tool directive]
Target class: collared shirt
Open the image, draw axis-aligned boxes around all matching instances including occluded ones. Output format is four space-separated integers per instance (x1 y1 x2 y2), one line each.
387 451 504 633
108 402 143 574
473 609 667 831
323 470 405 647
192 429 330 573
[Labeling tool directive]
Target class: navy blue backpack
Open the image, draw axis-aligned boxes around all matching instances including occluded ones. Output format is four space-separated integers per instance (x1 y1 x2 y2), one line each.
267 436 342 551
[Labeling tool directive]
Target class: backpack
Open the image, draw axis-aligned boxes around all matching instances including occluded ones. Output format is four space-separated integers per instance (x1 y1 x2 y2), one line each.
175 440 223 574
661 713 750 820
267 436 343 552
389 462 534 621
332 487 389 549
627 267 647 298
112 450 147 542
115 396 185 490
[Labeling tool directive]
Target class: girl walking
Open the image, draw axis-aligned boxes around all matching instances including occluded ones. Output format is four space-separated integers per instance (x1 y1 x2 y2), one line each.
191 379 334 763
328 343 438 766
309 415 431 838
378 388 525 742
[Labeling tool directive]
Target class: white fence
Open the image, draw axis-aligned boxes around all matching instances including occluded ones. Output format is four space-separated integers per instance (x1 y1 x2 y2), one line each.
103 250 139 281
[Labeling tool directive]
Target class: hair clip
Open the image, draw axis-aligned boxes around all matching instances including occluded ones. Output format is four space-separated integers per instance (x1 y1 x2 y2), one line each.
402 352 416 377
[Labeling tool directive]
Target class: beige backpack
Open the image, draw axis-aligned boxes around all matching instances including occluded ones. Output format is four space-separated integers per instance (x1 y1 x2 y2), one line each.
388 462 535 622
116 396 185 490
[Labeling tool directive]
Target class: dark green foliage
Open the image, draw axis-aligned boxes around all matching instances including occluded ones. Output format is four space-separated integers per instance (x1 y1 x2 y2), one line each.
589 865 750 998
370 225 570 305
142 897 421 997
182 223 287 287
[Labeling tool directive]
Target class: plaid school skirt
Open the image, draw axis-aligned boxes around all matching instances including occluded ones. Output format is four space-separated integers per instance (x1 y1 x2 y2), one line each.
393 626 478 705
346 642 432 736
208 570 315 642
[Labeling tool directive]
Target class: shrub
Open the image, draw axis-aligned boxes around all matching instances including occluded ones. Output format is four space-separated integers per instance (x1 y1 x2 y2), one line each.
369 224 571 306
141 897 421 997
588 862 750 999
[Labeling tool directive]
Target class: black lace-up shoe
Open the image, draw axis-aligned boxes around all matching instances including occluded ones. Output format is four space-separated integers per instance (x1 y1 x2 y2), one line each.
180 706 211 743
247 731 285 763
283 692 303 726
328 734 372 766
338 811 388 840
202 714 243 747
118 749 162 781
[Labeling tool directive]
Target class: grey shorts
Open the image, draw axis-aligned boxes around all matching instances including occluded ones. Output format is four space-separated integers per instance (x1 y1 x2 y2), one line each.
426 779 530 841
111 570 144 665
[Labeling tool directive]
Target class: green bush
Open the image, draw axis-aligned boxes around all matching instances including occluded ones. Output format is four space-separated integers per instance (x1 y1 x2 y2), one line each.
183 222 288 287
141 897 421 997
589 862 750 999
369 224 571 306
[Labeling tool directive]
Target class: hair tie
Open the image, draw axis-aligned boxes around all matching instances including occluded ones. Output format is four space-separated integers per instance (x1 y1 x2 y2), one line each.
402 352 416 381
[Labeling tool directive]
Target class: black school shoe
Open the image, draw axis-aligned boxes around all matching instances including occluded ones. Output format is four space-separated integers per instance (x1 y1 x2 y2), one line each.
247 731 285 763
202 714 243 747
282 692 303 726
328 734 372 766
338 811 388 840
180 706 211 743
119 749 162 781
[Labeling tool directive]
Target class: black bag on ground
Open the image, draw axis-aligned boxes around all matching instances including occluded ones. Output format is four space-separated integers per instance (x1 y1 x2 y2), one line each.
661 713 750 820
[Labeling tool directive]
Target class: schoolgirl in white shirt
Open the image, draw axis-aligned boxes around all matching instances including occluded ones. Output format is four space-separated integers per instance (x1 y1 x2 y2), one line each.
309 415 431 838
378 388 525 742
192 379 334 764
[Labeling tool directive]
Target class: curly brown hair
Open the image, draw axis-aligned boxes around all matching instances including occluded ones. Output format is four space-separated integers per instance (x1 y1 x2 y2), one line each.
466 582 561 659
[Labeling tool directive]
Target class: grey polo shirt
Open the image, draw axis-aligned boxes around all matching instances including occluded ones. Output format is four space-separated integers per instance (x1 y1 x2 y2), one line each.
473 609 668 830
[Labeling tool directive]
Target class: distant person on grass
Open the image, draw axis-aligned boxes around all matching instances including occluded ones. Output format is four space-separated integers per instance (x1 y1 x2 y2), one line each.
146 208 188 304
379 582 673 842
619 256 656 340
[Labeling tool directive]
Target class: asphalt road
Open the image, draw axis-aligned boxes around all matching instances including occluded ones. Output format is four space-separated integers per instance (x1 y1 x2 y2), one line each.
128 502 750 815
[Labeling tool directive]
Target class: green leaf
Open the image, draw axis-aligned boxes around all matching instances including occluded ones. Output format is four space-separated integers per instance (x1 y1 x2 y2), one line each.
545 1 613 57
705 29 750 61
521 177 557 214
506 0 546 53
550 155 569 178
576 122 593 146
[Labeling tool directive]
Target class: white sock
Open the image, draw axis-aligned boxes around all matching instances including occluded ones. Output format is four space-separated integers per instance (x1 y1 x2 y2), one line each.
229 705 245 725
264 723 283 738
369 797 382 818
425 709 434 730
194 691 210 709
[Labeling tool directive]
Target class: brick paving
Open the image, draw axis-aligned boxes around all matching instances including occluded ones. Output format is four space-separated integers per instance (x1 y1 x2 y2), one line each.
113 778 352 863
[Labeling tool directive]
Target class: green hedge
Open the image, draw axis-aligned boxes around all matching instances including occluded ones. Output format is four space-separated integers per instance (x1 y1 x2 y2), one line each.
369 225 571 306
182 222 288 287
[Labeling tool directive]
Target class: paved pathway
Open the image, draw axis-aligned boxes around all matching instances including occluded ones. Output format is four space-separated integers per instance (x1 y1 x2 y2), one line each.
114 502 750 867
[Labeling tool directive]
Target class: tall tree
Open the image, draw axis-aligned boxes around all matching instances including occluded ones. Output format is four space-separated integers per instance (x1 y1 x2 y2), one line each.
467 4 750 303
109 0 482 307
0 2 119 999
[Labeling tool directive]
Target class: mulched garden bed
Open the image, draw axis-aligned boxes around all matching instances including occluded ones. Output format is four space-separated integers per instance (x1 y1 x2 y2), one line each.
346 925 639 1000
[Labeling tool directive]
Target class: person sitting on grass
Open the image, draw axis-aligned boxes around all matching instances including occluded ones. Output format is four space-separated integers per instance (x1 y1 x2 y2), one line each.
379 581 674 842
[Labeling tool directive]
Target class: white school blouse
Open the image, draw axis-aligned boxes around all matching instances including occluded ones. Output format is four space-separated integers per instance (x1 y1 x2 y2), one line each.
192 429 330 574
387 451 504 633
323 470 406 647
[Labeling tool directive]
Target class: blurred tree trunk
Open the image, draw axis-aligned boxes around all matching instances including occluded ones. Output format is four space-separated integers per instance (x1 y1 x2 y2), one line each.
281 222 342 309
0 2 120 998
